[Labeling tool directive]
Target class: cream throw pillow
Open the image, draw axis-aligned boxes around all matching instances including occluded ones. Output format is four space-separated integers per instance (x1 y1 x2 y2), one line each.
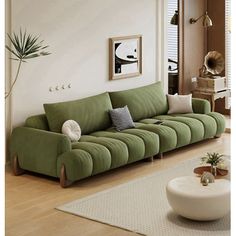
62 120 81 142
167 94 193 114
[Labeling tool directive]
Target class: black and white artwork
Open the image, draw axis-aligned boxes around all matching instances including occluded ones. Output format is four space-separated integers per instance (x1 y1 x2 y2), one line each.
109 35 142 80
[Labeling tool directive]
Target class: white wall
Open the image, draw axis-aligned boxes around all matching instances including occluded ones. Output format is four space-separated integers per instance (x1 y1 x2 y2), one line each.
9 0 158 127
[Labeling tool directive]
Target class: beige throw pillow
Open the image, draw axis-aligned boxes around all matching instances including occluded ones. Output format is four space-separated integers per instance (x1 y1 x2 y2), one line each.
62 120 81 142
167 94 193 114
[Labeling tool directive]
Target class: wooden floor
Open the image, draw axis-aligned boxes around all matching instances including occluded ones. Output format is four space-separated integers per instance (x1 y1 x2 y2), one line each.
6 133 230 236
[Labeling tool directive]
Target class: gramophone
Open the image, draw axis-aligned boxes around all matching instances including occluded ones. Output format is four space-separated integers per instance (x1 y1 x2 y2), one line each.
199 51 225 78
197 51 226 92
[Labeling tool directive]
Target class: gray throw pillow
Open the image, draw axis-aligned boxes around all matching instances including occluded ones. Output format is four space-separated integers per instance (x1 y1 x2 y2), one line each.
109 106 135 131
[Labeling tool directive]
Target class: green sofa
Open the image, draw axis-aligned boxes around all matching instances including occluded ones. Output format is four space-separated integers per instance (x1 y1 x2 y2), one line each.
10 82 225 187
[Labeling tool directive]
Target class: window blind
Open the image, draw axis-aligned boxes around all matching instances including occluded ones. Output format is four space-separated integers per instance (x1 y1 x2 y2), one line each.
225 0 231 109
167 0 178 70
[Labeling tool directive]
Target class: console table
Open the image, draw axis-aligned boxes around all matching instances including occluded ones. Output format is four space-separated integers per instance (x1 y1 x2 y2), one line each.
192 89 230 112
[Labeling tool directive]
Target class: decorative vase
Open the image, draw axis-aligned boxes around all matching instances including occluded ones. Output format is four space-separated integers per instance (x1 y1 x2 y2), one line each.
211 165 217 176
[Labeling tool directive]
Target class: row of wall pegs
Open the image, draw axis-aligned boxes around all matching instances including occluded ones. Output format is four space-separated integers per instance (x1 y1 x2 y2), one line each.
49 84 71 92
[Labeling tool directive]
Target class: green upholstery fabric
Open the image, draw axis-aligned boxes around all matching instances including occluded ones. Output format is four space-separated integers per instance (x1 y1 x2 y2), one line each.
160 121 191 148
153 115 205 144
133 122 145 127
138 119 191 148
136 124 177 153
192 98 211 114
57 150 93 181
178 113 217 139
10 127 71 177
109 82 168 121
121 129 159 158
90 131 145 163
25 114 49 130
103 127 159 158
44 92 112 134
72 142 111 175
80 135 129 169
208 112 226 135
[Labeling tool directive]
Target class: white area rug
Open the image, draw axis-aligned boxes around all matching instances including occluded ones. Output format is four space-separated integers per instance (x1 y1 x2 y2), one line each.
56 157 230 236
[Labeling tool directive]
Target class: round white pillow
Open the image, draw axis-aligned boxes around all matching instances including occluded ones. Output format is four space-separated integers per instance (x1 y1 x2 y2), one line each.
61 120 81 142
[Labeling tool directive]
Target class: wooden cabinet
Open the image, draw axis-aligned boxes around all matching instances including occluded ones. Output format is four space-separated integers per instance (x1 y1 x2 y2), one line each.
192 89 230 112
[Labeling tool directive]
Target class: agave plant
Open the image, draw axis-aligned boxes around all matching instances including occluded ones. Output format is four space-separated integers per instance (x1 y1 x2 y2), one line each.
5 29 50 98
201 152 224 166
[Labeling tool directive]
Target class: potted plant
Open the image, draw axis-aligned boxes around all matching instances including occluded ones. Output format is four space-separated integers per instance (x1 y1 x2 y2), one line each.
5 29 50 98
201 152 224 176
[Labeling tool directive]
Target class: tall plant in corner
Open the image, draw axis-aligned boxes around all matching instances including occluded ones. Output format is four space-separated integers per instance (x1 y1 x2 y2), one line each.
5 29 50 99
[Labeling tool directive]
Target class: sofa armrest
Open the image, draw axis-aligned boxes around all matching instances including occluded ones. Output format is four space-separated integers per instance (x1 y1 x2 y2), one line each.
10 127 71 177
192 98 211 114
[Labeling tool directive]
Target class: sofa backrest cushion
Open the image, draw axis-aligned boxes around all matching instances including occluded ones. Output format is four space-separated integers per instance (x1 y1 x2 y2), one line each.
25 114 49 131
43 92 113 134
109 82 168 121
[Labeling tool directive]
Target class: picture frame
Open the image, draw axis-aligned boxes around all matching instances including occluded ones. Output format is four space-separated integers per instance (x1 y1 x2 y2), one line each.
109 35 142 80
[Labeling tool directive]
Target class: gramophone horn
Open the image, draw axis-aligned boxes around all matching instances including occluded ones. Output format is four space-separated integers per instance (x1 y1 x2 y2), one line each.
204 51 224 75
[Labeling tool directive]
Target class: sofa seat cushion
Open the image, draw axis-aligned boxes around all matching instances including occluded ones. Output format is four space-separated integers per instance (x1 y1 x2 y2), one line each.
89 131 145 164
72 142 111 175
57 149 93 181
153 113 220 142
138 118 191 148
173 113 217 139
79 135 129 169
136 124 177 153
161 120 191 148
121 129 159 157
152 115 205 144
44 92 112 134
105 128 159 158
207 112 225 136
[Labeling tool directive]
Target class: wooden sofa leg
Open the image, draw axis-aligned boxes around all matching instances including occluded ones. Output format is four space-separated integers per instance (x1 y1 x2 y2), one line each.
214 134 221 138
145 156 154 162
60 165 73 188
12 155 25 176
154 153 163 159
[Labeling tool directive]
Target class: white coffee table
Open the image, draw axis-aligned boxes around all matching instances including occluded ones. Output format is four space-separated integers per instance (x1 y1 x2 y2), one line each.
166 176 230 221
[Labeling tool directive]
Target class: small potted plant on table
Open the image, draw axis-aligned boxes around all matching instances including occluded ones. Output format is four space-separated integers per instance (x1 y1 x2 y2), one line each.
201 152 224 176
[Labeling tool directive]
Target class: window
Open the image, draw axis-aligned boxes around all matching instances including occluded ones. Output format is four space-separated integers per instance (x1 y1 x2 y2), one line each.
167 0 178 71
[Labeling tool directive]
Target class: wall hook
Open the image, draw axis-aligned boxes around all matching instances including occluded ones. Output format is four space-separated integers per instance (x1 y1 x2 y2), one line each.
49 87 53 92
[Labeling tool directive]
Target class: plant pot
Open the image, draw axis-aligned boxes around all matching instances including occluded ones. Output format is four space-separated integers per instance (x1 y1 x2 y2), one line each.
211 165 217 176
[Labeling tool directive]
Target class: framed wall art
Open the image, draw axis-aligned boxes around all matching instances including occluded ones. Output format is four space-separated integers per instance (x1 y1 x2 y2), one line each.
109 35 142 80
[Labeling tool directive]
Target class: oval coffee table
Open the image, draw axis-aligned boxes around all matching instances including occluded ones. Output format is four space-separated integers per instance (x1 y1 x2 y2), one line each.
166 176 230 221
